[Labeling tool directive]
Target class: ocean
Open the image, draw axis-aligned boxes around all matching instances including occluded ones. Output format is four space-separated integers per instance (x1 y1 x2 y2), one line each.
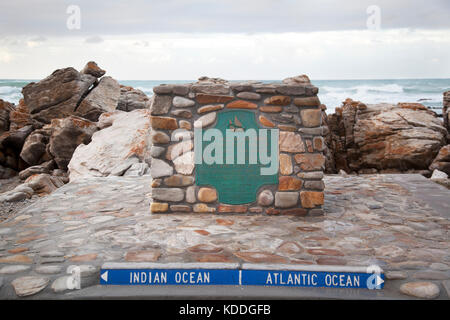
1 78 448 115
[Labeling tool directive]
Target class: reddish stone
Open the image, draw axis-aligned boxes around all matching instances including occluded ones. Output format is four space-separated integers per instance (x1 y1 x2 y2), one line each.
278 125 297 132
277 241 304 255
260 106 282 113
196 93 233 104
259 115 275 127
264 96 291 106
294 154 325 171
307 248 344 256
194 230 210 236
300 109 322 127
197 104 224 114
266 207 281 215
216 218 234 226
226 100 257 109
300 191 324 208
150 116 178 130
293 97 320 107
278 176 302 191
234 251 289 263
8 247 29 254
196 254 236 263
125 250 161 262
0 255 33 264
313 136 324 151
280 208 308 216
16 234 46 244
70 253 98 262
217 204 248 213
188 244 223 253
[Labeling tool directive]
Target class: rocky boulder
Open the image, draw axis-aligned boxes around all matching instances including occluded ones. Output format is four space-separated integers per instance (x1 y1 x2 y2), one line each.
81 61 106 78
444 91 449 133
325 99 447 173
429 145 450 175
19 125 52 166
68 109 151 180
0 99 15 134
22 67 97 123
48 116 98 170
117 85 151 111
76 76 120 121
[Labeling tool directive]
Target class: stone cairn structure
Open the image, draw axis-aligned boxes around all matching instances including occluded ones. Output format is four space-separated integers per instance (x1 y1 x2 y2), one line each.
149 75 325 216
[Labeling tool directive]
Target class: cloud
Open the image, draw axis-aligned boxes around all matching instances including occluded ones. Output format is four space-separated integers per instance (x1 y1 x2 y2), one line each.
0 0 449 36
85 35 104 43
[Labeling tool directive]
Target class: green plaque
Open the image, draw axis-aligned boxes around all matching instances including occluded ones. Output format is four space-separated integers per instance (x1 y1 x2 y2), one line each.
195 110 278 205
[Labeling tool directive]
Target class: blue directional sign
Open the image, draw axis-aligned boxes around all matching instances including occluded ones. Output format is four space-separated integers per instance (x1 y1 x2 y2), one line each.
100 267 384 290
100 268 240 286
242 269 384 289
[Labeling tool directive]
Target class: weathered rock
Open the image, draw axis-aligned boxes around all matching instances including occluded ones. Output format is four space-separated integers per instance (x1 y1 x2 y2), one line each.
258 190 274 206
0 99 15 134
197 104 224 114
173 152 194 175
11 276 49 297
259 115 275 127
150 116 178 130
150 95 172 115
68 110 151 180
282 74 311 85
274 192 298 208
22 67 97 123
173 96 195 108
325 99 446 173
429 145 450 175
117 85 151 111
444 91 450 132
193 203 216 213
25 173 65 195
152 188 184 202
151 159 173 178
166 140 193 161
431 169 448 180
19 129 50 166
236 92 261 100
300 109 322 127
400 282 440 299
194 113 217 128
279 132 305 153
123 162 149 176
48 116 98 170
76 76 120 121
226 100 257 109
1 125 33 152
278 176 302 191
279 154 293 175
8 99 34 131
164 174 194 187
300 191 324 208
294 154 325 171
151 202 169 213
198 187 217 203
81 61 106 78
264 96 291 106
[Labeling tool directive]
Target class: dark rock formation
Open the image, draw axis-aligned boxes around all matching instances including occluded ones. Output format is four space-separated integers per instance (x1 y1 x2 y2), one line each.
324 99 447 174
117 85 151 111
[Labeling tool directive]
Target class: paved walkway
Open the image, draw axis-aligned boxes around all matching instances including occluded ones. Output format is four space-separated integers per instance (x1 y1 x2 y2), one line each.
0 174 449 299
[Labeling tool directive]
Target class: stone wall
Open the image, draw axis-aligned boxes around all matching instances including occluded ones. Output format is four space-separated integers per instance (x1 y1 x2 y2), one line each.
149 76 325 216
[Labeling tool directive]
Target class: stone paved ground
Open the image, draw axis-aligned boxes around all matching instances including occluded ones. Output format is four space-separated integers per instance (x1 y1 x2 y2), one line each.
0 174 449 299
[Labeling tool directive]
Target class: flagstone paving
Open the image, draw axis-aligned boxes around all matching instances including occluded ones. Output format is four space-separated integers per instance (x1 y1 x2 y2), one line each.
0 174 449 299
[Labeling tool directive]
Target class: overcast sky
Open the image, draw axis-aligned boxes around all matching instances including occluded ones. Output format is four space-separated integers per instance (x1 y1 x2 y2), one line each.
0 0 449 79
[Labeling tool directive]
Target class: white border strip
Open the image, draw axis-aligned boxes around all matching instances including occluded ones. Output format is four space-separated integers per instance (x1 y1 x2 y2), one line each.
102 262 240 270
242 263 383 273
102 262 383 274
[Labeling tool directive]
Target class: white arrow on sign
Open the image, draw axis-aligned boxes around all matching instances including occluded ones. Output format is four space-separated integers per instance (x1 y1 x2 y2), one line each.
376 275 384 286
101 271 108 282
